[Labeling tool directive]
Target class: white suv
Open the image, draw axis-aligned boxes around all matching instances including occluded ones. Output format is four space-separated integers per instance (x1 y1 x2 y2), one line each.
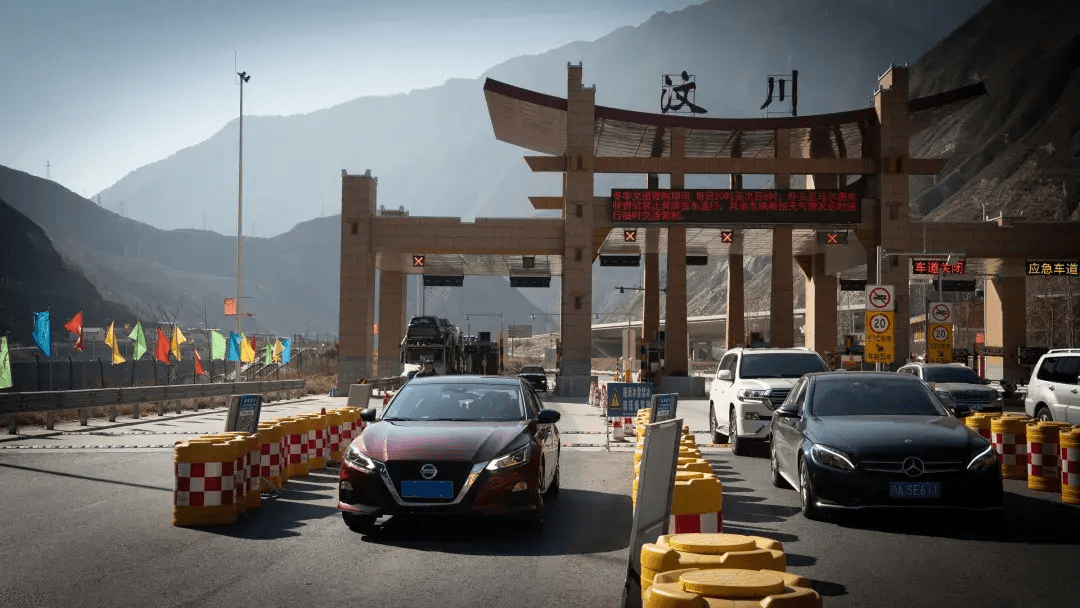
708 347 831 455
1024 349 1080 423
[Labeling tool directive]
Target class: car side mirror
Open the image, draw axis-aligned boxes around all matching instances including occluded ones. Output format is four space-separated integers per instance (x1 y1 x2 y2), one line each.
775 407 799 418
951 403 971 418
717 369 733 381
537 409 561 424
360 408 378 423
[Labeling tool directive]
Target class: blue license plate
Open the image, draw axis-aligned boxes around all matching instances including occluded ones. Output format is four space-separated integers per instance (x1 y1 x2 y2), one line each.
401 480 453 499
889 481 941 499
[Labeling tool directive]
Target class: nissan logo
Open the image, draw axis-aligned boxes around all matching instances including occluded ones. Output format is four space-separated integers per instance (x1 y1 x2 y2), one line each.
902 457 925 478
420 463 438 480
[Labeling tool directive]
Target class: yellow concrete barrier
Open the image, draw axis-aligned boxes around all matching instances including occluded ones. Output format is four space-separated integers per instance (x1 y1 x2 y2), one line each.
643 568 820 608
256 422 285 491
173 439 238 527
1059 426 1080 505
991 414 1032 479
640 533 787 599
1027 421 1072 492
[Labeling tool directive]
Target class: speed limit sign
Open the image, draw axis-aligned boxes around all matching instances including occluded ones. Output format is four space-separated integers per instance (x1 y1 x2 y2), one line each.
932 325 950 342
869 313 891 334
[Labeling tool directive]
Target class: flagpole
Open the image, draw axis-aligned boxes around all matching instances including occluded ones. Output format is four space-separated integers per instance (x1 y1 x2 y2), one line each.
235 70 250 384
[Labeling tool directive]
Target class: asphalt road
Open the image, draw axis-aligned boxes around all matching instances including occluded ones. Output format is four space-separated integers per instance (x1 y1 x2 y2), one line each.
2 393 1079 608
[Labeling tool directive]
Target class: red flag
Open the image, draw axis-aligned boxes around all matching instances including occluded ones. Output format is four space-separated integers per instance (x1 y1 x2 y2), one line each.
194 348 205 376
249 336 257 353
154 327 171 364
64 311 84 351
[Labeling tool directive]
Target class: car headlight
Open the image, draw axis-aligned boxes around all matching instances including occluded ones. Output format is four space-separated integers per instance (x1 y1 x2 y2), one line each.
810 444 856 471
345 444 379 471
737 389 767 402
966 445 998 471
936 391 955 403
485 443 532 471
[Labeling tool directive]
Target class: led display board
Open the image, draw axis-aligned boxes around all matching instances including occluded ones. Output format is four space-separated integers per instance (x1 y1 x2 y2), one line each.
610 189 859 224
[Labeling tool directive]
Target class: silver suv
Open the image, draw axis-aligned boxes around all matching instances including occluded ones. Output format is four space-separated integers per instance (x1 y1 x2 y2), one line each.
896 362 1002 413
708 347 831 456
1024 349 1080 422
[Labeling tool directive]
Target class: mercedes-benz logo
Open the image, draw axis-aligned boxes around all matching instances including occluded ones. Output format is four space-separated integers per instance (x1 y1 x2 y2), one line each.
902 457 925 478
420 463 438 480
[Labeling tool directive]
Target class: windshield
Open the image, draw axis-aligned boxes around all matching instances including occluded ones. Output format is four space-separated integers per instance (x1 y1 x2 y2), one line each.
810 377 950 417
519 366 544 374
740 353 829 379
382 383 524 421
922 366 982 384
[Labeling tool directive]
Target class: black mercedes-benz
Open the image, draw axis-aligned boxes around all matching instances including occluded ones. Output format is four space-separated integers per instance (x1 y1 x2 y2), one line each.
769 372 1003 520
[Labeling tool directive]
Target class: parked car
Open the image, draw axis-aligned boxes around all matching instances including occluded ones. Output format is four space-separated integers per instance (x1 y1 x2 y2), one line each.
1024 349 1080 422
896 362 1002 413
337 375 560 533
769 371 1003 520
708 347 831 455
518 364 548 392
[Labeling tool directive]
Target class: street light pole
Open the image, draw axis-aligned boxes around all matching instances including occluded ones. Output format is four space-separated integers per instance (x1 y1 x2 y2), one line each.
234 71 250 382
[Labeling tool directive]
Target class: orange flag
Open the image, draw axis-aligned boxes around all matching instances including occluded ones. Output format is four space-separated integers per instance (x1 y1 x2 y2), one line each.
154 327 171 364
194 348 205 376
64 312 84 351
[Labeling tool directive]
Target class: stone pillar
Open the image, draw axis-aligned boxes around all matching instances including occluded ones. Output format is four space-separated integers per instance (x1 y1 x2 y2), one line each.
870 65 913 367
803 254 837 359
643 180 661 346
726 254 745 349
557 63 597 397
665 127 688 376
770 128 795 347
377 270 406 378
338 171 377 392
985 259 1028 383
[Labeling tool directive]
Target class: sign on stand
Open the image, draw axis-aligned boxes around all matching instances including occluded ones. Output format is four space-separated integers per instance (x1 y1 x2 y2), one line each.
928 302 953 324
226 394 262 434
927 323 954 363
865 284 895 311
864 311 895 364
606 383 653 418
649 393 678 422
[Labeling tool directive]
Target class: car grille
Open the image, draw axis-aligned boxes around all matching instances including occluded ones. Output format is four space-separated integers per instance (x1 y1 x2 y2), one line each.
860 459 964 475
951 391 994 404
383 461 475 503
767 389 791 408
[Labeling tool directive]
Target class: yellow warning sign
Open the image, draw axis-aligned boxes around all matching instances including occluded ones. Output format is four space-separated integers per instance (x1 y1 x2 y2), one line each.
864 311 895 364
928 323 953 363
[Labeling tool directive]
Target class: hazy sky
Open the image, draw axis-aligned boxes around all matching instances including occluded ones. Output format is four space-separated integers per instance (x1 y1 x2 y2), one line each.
1 0 702 199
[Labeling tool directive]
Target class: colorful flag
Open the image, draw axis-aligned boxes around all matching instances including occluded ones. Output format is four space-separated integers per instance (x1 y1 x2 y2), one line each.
155 327 171 364
171 325 187 361
226 331 241 361
194 348 205 376
0 336 12 389
281 338 291 364
273 339 283 363
127 322 147 361
32 311 51 356
240 333 255 363
211 330 226 360
104 321 125 364
264 343 272 365
64 311 84 351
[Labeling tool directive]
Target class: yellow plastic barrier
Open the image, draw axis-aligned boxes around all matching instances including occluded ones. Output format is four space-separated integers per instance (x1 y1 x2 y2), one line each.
991 414 1032 479
280 417 310 479
196 433 251 516
302 414 328 470
1060 427 1080 506
640 533 787 599
256 422 285 491
326 410 345 462
643 568 821 608
173 439 238 526
670 472 724 535
244 433 261 511
964 412 999 441
1027 421 1072 492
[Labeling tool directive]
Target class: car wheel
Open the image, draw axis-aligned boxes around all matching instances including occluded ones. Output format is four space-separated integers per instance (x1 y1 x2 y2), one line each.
546 462 560 497
342 511 377 534
709 403 728 444
730 406 746 456
525 493 545 530
770 442 789 489
799 457 822 520
1035 406 1052 422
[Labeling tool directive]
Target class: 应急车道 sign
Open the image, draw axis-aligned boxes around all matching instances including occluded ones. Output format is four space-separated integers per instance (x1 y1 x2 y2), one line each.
610 189 860 224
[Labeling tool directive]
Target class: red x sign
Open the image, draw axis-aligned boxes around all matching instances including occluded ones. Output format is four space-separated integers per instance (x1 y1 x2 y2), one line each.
827 233 838 244
720 230 734 243
623 229 637 242
412 255 425 268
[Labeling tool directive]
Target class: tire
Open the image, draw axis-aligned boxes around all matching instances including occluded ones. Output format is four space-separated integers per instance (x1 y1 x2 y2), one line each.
730 406 747 456
1036 406 1052 422
709 403 728 444
799 457 822 520
545 453 560 497
770 442 790 488
342 511 377 534
524 493 545 530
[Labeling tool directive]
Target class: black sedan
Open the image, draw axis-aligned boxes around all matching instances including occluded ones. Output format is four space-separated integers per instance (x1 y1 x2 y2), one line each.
769 372 1002 520
518 365 548 392
337 376 560 533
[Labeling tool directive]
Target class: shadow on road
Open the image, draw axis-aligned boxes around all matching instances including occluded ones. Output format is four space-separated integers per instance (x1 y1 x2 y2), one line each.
362 488 633 556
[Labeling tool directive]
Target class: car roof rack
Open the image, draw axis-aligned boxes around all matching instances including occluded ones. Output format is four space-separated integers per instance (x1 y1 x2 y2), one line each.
1047 349 1080 354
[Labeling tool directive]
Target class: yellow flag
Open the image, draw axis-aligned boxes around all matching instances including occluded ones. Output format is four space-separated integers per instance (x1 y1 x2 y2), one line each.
105 321 126 364
240 332 255 363
171 325 187 361
273 339 283 363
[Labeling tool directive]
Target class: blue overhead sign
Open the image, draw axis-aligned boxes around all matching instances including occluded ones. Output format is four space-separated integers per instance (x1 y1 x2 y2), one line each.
606 383 653 418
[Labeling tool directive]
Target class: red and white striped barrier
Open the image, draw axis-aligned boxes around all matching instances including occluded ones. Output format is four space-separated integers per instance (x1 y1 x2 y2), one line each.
669 511 723 534
176 459 235 509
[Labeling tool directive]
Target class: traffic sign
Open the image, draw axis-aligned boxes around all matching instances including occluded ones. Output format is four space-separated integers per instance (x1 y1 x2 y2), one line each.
868 313 891 334
623 229 637 242
976 345 1004 357
720 230 734 243
927 322 953 364
928 302 953 324
864 311 895 364
412 254 425 268
865 285 895 311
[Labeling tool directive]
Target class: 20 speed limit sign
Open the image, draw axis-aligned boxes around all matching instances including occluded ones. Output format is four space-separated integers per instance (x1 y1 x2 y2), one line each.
932 325 951 342
869 313 891 334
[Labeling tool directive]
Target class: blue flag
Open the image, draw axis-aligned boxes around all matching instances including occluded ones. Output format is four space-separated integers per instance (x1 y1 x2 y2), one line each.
32 311 51 356
281 338 291 364
226 331 241 362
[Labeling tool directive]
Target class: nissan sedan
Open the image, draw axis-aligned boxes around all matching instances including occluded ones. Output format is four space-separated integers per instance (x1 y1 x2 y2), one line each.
337 376 560 533
769 372 1003 520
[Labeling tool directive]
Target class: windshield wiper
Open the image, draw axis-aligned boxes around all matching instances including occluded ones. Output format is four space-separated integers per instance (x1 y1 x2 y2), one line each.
380 417 408 421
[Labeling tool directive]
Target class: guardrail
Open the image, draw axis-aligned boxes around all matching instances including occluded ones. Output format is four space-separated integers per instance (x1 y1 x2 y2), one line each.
1 380 305 434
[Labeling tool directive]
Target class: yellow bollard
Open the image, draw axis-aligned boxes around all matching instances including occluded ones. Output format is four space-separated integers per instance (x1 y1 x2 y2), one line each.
643 568 820 608
302 413 328 470
256 422 285 491
326 410 345 462
280 417 310 478
991 414 1032 479
964 412 999 441
173 439 238 526
1027 421 1072 492
1060 427 1080 506
640 533 787 599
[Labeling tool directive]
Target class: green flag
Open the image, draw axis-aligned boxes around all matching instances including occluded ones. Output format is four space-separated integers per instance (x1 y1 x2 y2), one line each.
211 330 226 360
127 321 147 361
265 343 272 365
0 336 12 389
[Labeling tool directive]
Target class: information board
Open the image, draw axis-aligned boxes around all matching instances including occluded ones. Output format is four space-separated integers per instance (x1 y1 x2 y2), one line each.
927 323 954 364
649 393 678 422
226 394 263 434
864 311 895 364
606 383 653 418
610 189 860 224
